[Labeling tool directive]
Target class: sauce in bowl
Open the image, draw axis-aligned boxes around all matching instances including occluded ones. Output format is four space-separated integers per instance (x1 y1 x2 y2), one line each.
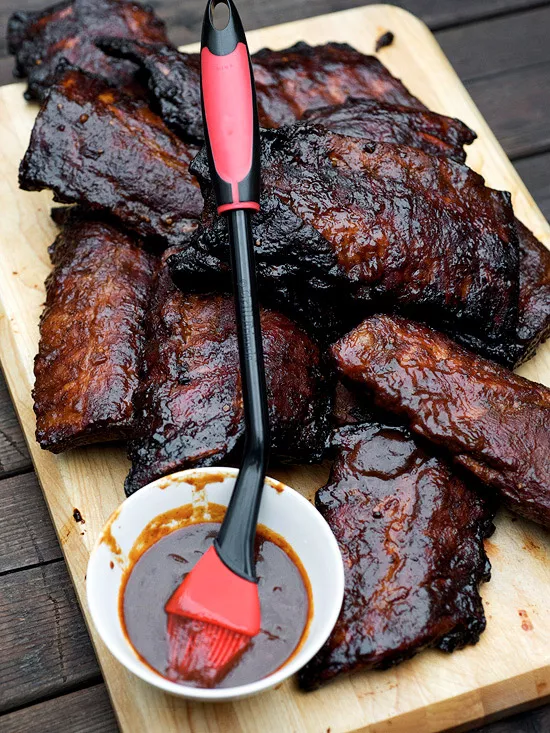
119 503 312 688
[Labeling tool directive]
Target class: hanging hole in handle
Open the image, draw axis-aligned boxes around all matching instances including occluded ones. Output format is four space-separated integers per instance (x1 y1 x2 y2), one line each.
210 0 230 30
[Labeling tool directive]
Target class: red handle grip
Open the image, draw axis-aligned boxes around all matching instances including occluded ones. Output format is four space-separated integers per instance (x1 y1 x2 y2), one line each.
201 44 257 213
200 0 260 214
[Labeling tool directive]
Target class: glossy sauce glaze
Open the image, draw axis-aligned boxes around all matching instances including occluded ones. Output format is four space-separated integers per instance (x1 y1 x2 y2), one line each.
332 314 550 528
120 505 312 688
124 269 331 496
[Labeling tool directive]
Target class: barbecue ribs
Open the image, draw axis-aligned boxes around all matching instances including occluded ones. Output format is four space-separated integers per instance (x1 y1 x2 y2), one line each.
98 39 425 141
306 100 550 366
125 265 331 495
333 314 550 528
96 39 204 141
7 0 168 100
298 420 494 690
457 221 550 366
34 211 157 452
515 221 550 361
19 66 202 246
304 98 476 163
170 124 519 349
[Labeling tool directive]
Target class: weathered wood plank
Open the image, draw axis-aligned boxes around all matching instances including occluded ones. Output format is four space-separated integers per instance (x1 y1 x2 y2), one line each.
0 562 100 713
157 0 550 43
148 0 550 45
0 369 31 479
515 152 550 223
476 704 550 732
0 471 61 573
0 54 13 88
407 0 550 29
0 685 118 733
433 8 550 160
433 7 550 161
465 63 550 159
437 5 550 81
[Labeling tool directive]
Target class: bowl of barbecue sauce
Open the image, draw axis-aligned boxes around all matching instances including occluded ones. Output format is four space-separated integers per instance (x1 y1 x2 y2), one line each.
87 467 344 701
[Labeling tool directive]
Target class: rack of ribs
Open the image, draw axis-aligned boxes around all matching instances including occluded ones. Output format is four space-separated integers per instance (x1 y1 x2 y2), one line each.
514 221 550 362
19 66 203 247
7 0 168 100
456 220 550 366
98 39 426 141
298 420 495 690
170 124 519 352
305 99 550 366
332 314 550 527
125 264 332 495
303 98 476 163
96 39 204 141
34 211 157 452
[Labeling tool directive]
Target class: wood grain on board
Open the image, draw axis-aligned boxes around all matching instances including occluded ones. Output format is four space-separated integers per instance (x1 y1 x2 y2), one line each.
0 5 549 733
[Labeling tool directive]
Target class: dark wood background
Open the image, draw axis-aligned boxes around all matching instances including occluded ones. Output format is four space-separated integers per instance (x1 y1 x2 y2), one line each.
1 1 550 731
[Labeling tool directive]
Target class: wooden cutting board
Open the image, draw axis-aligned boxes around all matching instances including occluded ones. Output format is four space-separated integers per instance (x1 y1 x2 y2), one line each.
0 4 549 732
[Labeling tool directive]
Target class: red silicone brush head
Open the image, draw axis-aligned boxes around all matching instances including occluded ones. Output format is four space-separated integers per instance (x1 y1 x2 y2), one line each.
164 546 261 687
166 617 252 686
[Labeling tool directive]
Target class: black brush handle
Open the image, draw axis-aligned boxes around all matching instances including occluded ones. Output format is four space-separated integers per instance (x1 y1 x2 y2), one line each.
215 209 269 580
200 0 268 581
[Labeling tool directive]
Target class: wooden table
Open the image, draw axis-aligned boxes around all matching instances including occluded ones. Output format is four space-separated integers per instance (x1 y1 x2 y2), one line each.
1 1 549 731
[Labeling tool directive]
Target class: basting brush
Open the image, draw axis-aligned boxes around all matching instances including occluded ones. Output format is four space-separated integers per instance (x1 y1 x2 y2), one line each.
164 0 269 687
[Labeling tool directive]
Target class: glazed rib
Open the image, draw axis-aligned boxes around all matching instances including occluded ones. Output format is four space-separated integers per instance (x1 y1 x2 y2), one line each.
332 314 550 528
300 104 549 365
98 39 425 141
125 265 331 495
19 67 202 247
304 98 476 163
331 380 374 428
34 212 157 452
515 221 550 361
305 101 549 365
96 39 204 141
457 221 550 366
170 124 519 348
252 42 426 126
298 421 494 690
7 0 168 100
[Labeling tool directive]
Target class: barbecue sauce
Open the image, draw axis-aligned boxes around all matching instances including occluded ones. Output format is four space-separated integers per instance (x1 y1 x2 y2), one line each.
120 503 312 688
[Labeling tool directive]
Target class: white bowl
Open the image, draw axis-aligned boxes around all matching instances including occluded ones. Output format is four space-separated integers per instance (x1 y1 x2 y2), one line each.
86 467 344 701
